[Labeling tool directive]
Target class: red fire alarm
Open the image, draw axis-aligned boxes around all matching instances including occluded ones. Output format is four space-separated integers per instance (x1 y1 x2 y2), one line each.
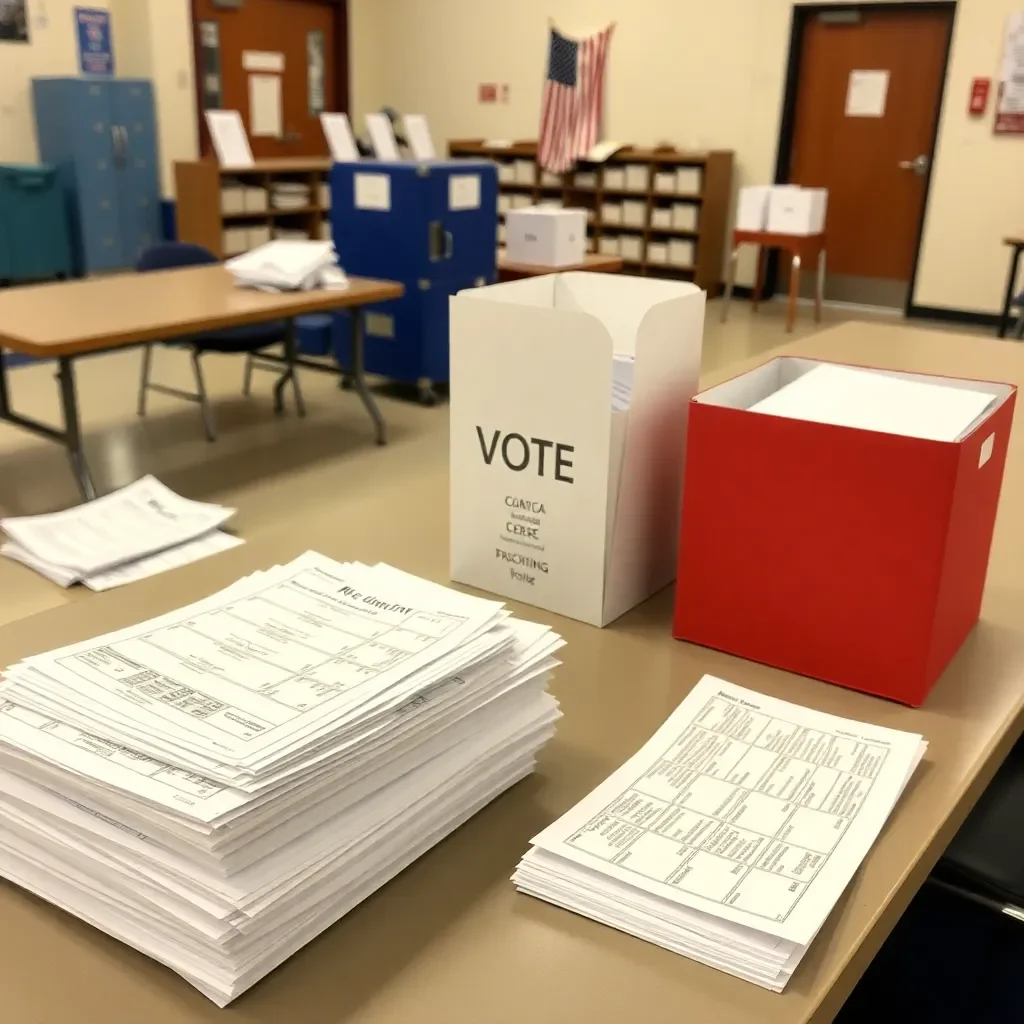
969 77 990 116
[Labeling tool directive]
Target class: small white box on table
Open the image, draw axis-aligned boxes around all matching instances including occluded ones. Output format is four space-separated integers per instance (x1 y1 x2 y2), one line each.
506 206 587 267
450 272 706 626
766 186 828 235
735 186 773 231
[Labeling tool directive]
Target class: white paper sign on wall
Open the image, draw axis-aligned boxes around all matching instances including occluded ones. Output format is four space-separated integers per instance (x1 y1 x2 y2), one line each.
845 70 889 118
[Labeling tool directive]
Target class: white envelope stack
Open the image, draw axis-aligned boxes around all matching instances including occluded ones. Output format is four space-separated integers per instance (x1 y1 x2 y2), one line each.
1 476 242 591
0 553 564 1006
514 675 926 992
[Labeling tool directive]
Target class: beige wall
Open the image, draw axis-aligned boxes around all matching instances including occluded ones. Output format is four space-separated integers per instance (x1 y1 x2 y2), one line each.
0 0 112 166
0 0 196 196
349 0 1024 315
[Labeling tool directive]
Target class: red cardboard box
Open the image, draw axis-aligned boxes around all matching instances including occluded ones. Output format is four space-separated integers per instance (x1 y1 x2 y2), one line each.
672 357 1016 706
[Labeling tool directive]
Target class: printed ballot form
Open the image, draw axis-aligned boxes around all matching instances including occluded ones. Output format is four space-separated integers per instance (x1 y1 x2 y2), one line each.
450 272 705 627
514 675 926 990
0 553 564 1005
1 476 236 580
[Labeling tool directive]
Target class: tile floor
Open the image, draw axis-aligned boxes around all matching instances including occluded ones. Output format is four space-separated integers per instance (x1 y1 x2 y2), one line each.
0 298 951 629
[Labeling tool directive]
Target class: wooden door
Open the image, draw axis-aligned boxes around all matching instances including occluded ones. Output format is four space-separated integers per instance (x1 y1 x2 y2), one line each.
193 0 341 158
786 6 953 306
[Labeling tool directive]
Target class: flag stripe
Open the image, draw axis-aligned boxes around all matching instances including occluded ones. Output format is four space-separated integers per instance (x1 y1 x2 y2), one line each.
538 25 612 173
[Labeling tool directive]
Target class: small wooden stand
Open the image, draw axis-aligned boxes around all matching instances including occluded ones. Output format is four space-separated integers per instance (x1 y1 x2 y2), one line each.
721 230 827 332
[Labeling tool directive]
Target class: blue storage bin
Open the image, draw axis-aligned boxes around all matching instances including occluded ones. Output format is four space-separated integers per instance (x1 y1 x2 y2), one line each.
0 163 72 281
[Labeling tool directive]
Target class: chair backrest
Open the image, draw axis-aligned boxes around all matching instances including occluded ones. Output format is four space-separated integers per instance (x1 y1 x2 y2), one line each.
136 241 218 274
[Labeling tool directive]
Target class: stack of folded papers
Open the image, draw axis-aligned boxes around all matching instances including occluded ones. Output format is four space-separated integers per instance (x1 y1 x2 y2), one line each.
270 181 312 210
1 476 241 591
226 240 348 292
514 674 926 992
0 552 563 1005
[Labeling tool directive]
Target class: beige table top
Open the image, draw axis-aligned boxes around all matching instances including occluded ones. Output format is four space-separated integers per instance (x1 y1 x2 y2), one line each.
497 248 625 276
0 267 404 357
3 322 1024 1024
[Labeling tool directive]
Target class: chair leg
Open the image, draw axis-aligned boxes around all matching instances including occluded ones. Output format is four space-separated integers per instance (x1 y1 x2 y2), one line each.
1016 314 1024 340
242 354 254 397
288 323 305 418
815 248 826 323
720 246 740 323
190 350 218 443
137 343 153 417
751 247 766 312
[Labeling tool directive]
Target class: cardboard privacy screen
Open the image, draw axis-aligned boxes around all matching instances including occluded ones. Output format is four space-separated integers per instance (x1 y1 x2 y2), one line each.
449 272 706 627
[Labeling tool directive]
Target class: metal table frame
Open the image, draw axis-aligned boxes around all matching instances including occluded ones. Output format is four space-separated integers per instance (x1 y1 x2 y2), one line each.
0 307 387 502
997 238 1024 339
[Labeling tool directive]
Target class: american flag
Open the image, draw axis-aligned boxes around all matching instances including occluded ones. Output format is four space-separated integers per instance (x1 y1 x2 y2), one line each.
538 25 613 174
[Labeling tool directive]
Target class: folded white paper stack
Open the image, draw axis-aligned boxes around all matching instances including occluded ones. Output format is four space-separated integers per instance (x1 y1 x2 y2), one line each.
0 552 563 1005
226 240 348 292
1 475 242 591
270 181 312 210
514 675 925 991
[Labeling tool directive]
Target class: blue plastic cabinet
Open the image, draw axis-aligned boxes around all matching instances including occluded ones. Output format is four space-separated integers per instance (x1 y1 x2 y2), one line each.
331 159 498 402
32 77 161 275
0 164 72 282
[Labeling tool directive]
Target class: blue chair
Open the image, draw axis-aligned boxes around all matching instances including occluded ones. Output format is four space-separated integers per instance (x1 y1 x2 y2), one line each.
135 242 304 441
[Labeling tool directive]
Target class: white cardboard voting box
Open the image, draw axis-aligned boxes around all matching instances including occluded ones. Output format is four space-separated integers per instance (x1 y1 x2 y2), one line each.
736 186 773 231
450 272 706 627
506 207 586 267
766 186 828 235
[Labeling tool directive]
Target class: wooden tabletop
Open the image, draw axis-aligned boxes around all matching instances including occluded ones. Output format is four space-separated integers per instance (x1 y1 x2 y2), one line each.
733 229 826 252
2 322 1024 1023
0 267 404 357
497 249 625 276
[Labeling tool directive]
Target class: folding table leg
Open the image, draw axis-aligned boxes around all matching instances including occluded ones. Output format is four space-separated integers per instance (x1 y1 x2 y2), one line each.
348 310 387 445
56 356 96 501
752 247 767 312
787 254 802 333
720 246 741 323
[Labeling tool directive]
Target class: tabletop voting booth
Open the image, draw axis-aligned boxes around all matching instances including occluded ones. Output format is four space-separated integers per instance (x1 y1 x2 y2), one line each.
449 272 706 626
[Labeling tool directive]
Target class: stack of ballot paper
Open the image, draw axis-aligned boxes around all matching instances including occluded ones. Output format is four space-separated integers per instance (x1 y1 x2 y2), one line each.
0 552 563 1005
514 675 926 991
226 240 348 292
270 181 312 210
0 476 242 591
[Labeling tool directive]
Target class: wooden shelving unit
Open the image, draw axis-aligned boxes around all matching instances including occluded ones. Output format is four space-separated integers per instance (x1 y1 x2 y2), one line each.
449 140 733 296
174 158 333 260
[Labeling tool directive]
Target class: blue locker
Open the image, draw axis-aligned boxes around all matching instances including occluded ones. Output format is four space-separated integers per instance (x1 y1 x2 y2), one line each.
331 160 497 401
32 78 161 275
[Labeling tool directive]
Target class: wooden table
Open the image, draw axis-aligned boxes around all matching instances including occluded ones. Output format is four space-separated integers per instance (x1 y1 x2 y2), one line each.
998 236 1024 338
3 322 1024 1024
497 249 624 281
0 267 403 499
721 230 827 332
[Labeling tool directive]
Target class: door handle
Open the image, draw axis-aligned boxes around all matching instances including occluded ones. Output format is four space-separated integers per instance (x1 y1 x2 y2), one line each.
898 154 930 176
444 230 454 259
110 125 124 167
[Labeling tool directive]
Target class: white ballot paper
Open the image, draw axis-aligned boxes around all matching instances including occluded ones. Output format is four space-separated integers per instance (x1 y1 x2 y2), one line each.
0 553 564 1005
514 675 926 991
1 476 236 579
2 530 243 591
204 110 254 168
320 111 359 162
749 363 997 443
